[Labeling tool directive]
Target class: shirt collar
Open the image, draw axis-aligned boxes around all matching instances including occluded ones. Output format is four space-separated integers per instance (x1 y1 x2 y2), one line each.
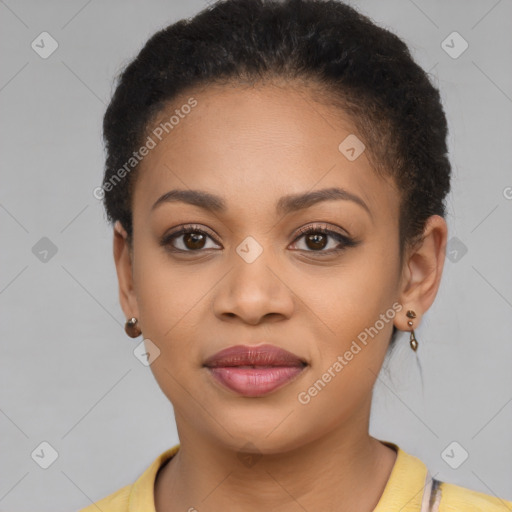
128 440 430 512
373 440 432 512
129 444 180 512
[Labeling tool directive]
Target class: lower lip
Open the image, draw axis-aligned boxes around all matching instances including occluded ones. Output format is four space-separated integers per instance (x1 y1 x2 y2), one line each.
206 366 305 397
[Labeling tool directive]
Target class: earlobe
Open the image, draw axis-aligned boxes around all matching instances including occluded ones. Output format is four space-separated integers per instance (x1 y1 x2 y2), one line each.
395 215 448 331
113 221 139 322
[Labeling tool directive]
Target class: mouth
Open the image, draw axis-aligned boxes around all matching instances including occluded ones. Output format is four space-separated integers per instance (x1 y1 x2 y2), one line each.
203 344 308 397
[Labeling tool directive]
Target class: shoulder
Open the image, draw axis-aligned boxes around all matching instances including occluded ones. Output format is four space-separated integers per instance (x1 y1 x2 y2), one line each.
76 444 181 511
378 440 511 512
78 484 132 511
437 480 512 511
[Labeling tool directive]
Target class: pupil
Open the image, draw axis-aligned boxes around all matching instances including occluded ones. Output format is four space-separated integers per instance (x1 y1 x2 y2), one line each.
307 233 326 250
185 232 205 249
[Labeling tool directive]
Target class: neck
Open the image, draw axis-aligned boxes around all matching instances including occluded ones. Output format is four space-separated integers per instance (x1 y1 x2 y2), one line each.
155 417 397 512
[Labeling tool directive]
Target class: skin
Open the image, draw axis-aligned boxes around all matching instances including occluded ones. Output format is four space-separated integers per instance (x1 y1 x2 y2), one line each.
113 81 448 511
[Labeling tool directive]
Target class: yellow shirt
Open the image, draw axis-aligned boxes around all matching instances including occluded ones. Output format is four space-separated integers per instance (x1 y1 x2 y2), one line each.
79 441 512 511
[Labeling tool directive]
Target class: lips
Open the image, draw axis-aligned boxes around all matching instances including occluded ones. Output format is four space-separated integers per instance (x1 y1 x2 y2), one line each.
203 344 307 368
203 344 307 397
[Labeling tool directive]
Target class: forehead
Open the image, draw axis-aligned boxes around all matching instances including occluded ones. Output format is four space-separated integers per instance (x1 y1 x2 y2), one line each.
133 82 398 221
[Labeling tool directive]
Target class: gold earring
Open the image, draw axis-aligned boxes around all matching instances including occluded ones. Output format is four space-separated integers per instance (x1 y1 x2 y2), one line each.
125 317 142 338
406 310 418 351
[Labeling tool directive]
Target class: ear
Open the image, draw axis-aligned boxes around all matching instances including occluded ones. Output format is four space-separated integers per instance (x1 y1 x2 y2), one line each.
394 215 448 330
113 221 139 322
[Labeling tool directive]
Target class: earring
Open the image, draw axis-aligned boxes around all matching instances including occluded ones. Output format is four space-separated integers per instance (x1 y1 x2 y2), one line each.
406 310 419 351
125 317 142 338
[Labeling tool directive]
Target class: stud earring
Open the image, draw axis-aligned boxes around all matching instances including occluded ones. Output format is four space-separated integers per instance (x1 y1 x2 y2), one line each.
125 317 142 338
406 310 418 351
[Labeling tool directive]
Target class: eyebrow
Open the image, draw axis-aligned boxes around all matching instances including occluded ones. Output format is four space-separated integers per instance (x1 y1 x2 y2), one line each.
151 187 372 219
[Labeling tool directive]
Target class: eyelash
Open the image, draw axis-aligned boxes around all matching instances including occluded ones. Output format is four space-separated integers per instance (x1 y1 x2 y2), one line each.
160 223 359 256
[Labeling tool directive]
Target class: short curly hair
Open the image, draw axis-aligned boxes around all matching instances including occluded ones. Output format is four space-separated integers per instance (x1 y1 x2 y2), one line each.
101 0 451 350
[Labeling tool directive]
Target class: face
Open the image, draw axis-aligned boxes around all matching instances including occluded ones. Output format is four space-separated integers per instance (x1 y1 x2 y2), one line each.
114 82 425 454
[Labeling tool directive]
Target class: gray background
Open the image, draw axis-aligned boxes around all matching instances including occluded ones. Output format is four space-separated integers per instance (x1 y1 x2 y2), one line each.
1 0 511 510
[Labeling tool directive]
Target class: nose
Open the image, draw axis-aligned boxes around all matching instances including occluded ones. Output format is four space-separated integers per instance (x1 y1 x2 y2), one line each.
212 245 295 325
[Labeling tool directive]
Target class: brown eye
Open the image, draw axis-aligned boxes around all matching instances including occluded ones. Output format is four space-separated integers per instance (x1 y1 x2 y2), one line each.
290 225 359 255
303 232 328 251
161 225 221 253
182 232 207 250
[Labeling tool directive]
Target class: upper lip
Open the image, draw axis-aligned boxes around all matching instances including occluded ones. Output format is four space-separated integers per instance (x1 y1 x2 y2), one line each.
203 344 307 368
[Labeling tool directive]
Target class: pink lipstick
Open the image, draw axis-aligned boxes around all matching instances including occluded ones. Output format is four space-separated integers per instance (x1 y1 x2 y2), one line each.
203 344 307 397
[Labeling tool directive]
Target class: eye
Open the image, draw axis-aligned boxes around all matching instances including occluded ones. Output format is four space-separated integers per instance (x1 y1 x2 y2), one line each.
160 224 221 253
289 224 359 255
160 222 359 256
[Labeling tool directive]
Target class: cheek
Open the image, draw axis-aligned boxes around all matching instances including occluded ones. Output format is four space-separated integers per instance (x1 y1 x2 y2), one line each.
131 241 211 350
131 249 208 404
293 359 376 443
297 241 399 370
301 249 399 332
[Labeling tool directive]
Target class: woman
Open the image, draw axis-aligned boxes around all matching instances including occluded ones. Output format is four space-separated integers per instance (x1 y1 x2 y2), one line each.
81 0 512 510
